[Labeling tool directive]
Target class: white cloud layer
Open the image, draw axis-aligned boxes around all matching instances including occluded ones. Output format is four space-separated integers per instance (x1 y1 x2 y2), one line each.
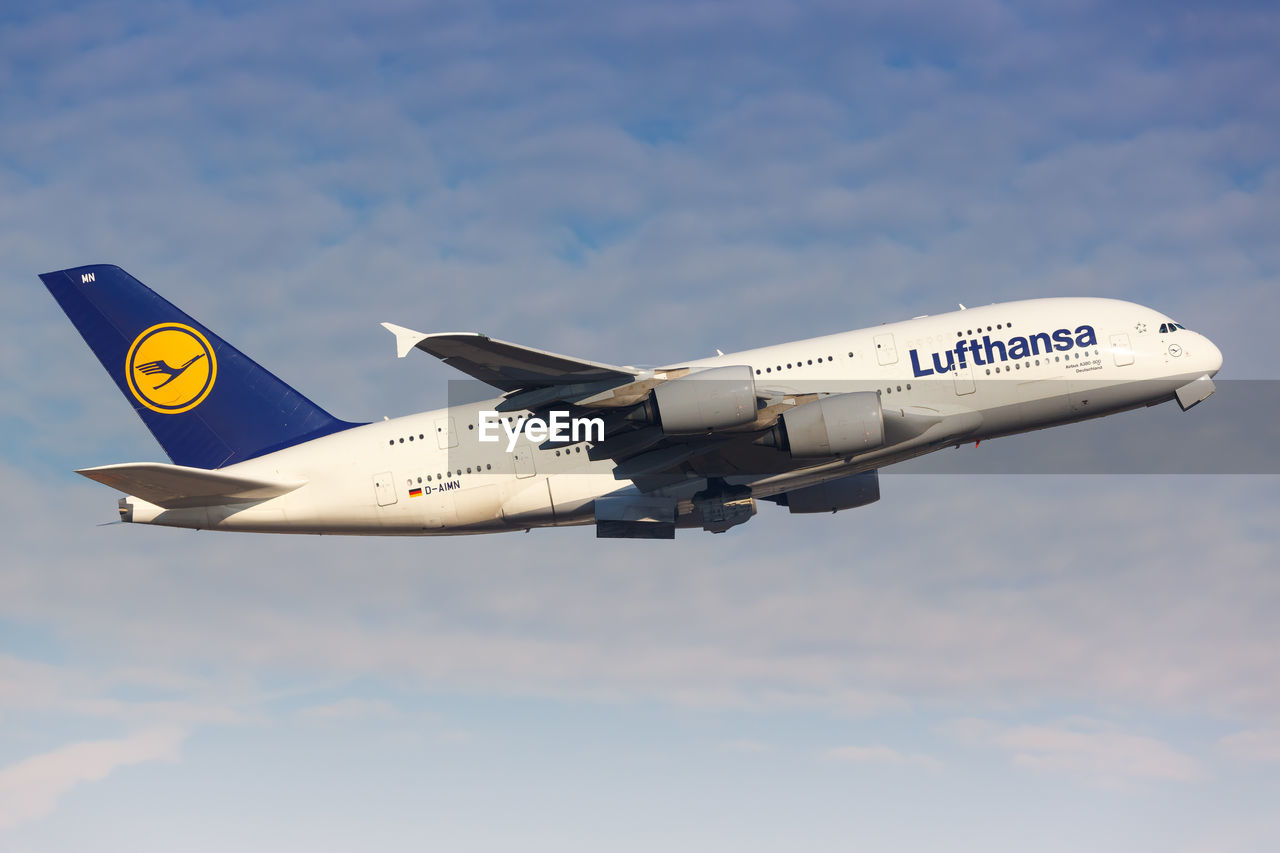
1000 723 1201 788
825 744 941 770
0 728 185 830
944 717 1202 788
1219 728 1280 764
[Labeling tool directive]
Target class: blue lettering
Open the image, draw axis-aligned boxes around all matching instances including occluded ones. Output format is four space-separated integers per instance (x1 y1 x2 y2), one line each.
982 335 1007 364
909 349 934 377
915 322 1096 372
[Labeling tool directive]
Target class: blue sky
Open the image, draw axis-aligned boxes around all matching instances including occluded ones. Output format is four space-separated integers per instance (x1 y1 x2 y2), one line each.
2 1 1279 850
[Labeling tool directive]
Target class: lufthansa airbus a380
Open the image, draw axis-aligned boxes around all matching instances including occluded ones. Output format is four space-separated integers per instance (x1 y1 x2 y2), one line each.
41 265 1222 539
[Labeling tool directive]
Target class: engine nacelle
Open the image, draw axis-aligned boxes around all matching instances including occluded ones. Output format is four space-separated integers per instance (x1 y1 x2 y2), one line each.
776 471 880 514
651 365 758 434
773 391 884 457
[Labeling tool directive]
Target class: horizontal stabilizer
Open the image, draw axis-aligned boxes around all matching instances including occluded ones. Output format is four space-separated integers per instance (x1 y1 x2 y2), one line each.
381 323 642 392
77 462 305 509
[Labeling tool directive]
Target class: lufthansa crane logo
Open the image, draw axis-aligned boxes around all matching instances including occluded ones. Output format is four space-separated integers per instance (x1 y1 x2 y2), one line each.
125 323 217 414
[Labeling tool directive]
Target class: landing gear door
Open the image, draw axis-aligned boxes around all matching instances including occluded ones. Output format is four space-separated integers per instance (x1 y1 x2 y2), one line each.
873 334 898 366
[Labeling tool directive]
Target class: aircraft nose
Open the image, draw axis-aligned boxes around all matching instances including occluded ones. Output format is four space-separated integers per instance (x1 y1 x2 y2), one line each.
1201 335 1223 376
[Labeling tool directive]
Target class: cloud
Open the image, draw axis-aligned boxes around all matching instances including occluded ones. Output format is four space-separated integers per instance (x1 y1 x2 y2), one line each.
296 698 397 721
1218 728 1280 763
3 467 1277 722
1002 725 1201 788
0 728 185 830
825 744 940 770
0 649 247 730
945 717 1202 789
721 739 771 754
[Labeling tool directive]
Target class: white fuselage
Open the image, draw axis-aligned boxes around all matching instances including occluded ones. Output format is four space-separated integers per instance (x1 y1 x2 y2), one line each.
121 297 1222 534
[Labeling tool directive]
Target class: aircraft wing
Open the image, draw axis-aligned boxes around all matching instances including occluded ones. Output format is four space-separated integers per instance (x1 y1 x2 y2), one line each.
77 462 306 509
381 323 755 481
382 324 644 393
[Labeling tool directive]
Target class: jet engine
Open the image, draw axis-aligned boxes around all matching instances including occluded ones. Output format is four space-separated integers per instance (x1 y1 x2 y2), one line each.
763 391 884 458
645 365 759 435
773 471 880 514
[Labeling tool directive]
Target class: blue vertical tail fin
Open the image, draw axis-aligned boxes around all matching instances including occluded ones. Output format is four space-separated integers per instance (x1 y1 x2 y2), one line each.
41 264 361 469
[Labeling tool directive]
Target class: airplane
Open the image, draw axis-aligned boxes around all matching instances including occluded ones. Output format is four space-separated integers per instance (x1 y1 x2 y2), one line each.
40 264 1223 539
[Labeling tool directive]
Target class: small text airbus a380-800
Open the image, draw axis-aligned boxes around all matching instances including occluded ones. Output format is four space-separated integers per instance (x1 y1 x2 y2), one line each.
42 265 1221 539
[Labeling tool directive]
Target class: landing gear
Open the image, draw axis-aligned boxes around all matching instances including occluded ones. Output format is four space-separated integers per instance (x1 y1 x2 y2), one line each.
691 477 756 534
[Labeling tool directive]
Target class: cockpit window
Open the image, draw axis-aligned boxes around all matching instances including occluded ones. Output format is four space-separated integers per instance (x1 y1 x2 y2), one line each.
1160 323 1169 333
1160 322 1187 333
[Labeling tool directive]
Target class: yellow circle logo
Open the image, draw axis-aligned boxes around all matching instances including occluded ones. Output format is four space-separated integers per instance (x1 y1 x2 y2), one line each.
125 323 217 414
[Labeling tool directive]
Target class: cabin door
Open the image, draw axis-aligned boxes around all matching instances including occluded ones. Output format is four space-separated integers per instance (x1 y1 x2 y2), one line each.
434 417 457 449
873 334 898 366
953 360 976 395
513 446 536 478
372 471 398 507
1110 333 1134 366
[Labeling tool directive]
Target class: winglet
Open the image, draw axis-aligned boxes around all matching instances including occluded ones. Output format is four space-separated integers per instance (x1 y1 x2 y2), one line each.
381 322 430 359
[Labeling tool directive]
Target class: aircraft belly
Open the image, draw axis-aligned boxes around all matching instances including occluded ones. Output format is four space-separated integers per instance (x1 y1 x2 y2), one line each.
1068 376 1182 417
451 483 503 527
548 473 619 525
501 479 556 526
